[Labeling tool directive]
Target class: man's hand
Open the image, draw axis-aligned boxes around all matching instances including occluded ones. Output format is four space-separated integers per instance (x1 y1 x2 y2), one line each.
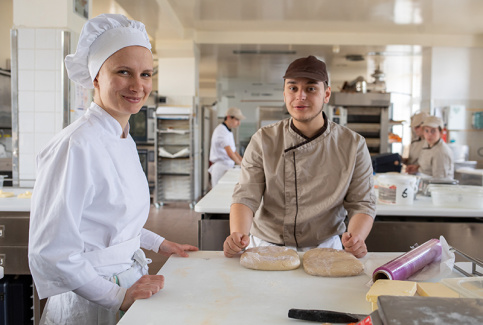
158 240 198 257
223 232 249 257
120 274 165 311
342 232 367 258
406 164 419 174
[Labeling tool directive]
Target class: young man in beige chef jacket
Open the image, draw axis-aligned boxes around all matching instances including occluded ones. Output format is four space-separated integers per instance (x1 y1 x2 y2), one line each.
223 56 376 259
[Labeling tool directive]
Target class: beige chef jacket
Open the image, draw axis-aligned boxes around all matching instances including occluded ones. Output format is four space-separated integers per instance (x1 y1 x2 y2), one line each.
418 139 454 178
232 114 376 248
407 137 426 165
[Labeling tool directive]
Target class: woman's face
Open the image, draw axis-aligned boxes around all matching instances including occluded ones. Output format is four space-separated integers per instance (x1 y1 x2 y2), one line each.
423 126 441 146
94 46 153 126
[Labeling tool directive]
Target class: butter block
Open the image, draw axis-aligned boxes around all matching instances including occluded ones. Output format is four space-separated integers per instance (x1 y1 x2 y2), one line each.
417 282 459 298
0 190 15 198
17 191 32 199
366 280 417 310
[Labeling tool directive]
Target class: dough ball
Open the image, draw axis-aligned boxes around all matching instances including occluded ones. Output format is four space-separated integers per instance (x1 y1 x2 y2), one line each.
240 246 300 271
303 248 364 277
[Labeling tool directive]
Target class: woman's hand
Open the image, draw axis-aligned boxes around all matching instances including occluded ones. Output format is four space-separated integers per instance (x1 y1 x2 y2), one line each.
120 274 165 311
158 240 198 257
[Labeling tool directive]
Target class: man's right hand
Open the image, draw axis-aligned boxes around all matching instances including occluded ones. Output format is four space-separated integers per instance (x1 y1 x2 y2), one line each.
223 232 250 257
120 274 165 311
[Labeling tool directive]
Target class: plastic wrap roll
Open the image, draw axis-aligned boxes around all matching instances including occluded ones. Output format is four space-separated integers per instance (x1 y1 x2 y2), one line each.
373 238 442 282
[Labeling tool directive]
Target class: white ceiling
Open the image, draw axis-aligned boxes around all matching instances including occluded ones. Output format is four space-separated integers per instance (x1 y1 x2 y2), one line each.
92 0 483 85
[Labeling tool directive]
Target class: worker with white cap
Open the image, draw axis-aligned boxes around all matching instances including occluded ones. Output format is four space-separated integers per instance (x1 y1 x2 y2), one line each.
28 14 197 324
208 107 246 186
418 115 454 178
407 115 454 178
405 112 429 166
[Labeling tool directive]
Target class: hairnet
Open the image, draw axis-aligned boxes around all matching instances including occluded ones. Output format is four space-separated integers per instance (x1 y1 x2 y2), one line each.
65 14 152 89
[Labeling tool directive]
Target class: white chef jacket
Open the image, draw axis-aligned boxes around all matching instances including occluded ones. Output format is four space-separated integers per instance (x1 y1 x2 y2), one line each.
29 103 164 309
208 123 236 186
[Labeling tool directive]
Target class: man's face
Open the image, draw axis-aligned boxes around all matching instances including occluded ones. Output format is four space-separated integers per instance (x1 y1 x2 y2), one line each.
226 116 241 129
283 78 331 124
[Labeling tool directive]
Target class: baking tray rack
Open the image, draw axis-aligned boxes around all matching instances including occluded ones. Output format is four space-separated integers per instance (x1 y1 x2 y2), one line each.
450 246 483 277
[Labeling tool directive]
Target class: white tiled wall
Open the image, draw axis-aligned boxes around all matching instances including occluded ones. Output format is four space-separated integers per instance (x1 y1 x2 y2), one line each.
17 28 65 186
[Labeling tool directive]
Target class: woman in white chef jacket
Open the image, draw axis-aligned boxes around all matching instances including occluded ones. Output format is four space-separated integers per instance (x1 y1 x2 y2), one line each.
408 116 454 179
28 14 198 325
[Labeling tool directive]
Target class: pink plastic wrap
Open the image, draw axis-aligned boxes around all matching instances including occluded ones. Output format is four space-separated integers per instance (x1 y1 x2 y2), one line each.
372 238 442 282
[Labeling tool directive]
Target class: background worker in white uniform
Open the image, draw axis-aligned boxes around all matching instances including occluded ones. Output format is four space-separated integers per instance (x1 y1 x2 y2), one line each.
407 115 454 178
28 14 198 325
404 112 429 169
208 107 245 186
223 56 376 259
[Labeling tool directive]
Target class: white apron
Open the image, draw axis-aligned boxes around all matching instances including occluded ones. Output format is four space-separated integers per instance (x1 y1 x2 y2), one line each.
40 242 150 325
208 161 234 187
248 234 343 252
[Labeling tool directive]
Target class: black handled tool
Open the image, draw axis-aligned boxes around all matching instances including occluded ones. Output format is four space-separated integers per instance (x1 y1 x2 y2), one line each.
288 308 367 323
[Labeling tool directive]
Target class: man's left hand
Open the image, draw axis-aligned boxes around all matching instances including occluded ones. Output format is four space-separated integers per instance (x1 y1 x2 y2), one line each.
341 232 367 258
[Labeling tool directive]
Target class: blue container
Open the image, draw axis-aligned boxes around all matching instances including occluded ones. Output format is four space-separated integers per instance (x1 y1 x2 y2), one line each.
472 112 483 129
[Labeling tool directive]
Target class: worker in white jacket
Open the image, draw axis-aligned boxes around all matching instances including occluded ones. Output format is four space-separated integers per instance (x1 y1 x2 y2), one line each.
208 107 245 186
28 14 198 325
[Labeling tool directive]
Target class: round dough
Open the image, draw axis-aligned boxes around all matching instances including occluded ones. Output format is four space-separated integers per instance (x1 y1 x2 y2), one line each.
303 248 364 277
240 246 300 271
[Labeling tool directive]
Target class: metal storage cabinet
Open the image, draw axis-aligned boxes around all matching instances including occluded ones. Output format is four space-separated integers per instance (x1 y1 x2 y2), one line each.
0 211 36 324
328 92 391 155
154 108 196 208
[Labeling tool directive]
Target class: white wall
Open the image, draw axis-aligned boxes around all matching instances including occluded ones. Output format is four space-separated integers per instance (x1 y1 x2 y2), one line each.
429 47 483 166
13 0 87 33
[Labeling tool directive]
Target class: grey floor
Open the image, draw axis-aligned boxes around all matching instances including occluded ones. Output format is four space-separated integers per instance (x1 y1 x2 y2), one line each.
143 202 202 275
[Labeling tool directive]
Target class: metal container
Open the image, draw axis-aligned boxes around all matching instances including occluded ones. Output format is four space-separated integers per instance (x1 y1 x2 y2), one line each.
418 178 459 196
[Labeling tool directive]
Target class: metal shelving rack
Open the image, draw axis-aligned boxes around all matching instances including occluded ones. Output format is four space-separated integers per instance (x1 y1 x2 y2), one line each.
154 108 196 208
328 92 392 155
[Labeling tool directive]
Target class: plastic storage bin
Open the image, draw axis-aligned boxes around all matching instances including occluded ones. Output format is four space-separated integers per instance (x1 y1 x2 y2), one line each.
442 277 483 298
428 185 483 209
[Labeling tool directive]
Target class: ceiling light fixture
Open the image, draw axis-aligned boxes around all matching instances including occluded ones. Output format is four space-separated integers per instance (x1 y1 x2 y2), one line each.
345 54 365 61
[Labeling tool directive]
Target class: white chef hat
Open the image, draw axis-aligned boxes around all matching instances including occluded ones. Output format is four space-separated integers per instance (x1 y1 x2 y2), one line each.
65 13 152 89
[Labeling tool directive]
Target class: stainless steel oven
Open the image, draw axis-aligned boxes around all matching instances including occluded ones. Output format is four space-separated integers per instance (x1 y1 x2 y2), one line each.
137 146 156 195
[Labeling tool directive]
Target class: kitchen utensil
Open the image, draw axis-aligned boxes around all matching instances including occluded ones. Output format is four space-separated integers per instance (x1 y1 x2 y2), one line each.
287 308 366 323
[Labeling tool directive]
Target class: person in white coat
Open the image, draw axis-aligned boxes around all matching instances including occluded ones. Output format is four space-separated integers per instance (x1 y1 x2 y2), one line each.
208 107 245 186
28 14 198 325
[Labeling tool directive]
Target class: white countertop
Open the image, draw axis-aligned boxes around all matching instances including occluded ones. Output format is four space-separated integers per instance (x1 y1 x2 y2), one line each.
195 182 483 217
118 251 469 325
0 187 33 212
218 167 241 184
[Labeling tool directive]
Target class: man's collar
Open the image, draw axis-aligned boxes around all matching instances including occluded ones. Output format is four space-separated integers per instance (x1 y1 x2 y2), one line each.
222 122 232 132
